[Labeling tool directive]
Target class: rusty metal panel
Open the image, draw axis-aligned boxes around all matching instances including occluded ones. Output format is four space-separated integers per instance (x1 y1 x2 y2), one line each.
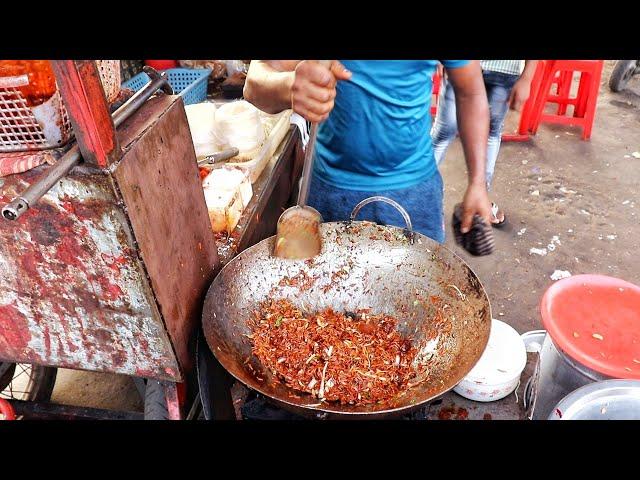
0 166 181 381
113 95 219 373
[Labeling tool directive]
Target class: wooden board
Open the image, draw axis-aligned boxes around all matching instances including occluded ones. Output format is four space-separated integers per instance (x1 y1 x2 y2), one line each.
114 94 220 373
51 60 121 168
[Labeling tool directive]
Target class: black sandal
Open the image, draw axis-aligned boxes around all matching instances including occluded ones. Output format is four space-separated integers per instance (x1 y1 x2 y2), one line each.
490 202 507 228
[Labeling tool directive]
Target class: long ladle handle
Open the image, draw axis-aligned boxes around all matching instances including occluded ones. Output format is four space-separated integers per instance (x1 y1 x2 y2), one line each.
297 60 332 207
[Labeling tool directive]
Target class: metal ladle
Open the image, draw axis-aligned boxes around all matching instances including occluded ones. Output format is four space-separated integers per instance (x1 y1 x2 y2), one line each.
273 61 332 259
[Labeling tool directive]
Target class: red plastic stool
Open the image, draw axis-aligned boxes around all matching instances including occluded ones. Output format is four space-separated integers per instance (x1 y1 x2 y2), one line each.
553 70 574 115
541 69 584 117
504 61 574 140
0 398 16 420
431 69 442 117
529 60 604 140
502 60 547 142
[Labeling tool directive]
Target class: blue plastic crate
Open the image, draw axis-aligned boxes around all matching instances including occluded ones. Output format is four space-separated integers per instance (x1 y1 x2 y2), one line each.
122 68 211 105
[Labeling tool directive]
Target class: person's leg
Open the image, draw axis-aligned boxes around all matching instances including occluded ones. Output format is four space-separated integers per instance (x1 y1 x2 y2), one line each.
483 71 518 191
431 78 459 166
482 71 518 225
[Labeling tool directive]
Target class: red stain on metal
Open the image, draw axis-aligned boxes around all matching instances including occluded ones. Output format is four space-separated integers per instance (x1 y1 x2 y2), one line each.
100 253 128 274
20 249 44 276
164 382 182 420
0 303 32 357
95 275 123 301
0 171 181 380
54 235 86 268
135 367 156 378
555 408 563 418
61 200 75 214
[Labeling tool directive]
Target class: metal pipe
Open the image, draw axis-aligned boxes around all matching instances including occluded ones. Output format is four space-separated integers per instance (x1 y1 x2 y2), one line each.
530 334 610 420
296 123 318 207
296 61 331 207
197 147 240 167
2 145 81 220
2 68 172 221
112 68 173 127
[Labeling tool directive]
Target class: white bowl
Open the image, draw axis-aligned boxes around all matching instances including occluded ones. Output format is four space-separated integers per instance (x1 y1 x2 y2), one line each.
454 319 527 402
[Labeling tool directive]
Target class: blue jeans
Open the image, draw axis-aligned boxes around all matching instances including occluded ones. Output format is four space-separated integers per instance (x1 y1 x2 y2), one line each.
431 70 519 191
307 171 445 243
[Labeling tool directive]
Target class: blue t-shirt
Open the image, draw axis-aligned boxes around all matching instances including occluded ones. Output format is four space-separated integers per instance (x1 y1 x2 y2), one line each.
314 60 470 191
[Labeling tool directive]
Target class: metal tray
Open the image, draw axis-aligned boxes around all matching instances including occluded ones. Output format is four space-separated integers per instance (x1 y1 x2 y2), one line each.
549 379 640 420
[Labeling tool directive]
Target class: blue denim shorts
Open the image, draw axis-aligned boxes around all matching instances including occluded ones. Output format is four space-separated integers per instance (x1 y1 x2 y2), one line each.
307 171 445 243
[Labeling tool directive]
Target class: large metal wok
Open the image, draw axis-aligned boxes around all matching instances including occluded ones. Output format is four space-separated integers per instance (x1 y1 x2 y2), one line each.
203 197 491 419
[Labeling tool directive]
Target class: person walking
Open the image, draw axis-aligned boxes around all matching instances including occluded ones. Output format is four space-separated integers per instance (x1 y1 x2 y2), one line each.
432 60 539 226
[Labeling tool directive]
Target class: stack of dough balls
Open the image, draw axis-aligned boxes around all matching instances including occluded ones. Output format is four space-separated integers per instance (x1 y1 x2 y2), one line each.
212 100 266 162
185 102 218 159
188 100 267 234
186 100 266 162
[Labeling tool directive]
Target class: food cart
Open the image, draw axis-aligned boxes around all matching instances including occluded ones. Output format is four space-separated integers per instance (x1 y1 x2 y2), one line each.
0 60 304 419
3 60 637 422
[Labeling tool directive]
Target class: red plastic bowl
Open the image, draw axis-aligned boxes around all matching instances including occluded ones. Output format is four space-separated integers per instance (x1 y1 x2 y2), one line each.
144 60 178 71
540 274 640 379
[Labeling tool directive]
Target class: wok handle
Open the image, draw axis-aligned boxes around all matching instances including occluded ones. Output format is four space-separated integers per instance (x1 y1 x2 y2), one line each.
349 196 414 234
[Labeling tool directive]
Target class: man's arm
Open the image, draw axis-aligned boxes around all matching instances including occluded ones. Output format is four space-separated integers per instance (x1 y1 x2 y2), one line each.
508 60 539 111
244 60 352 121
243 61 300 114
445 60 492 232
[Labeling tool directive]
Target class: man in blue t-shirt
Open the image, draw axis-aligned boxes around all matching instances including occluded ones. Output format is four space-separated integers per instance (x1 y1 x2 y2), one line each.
244 60 491 243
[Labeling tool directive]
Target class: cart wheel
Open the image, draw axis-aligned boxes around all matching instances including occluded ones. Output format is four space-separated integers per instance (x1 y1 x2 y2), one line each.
144 380 169 420
609 60 638 92
0 362 57 402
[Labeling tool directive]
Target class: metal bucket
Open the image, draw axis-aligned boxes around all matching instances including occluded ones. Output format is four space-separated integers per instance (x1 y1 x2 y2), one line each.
529 333 610 419
548 379 640 420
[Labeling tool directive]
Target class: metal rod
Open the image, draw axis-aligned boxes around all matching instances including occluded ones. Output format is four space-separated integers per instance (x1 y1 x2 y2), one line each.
296 61 332 207
197 147 239 167
1 145 81 221
112 69 173 127
2 69 172 221
297 122 319 207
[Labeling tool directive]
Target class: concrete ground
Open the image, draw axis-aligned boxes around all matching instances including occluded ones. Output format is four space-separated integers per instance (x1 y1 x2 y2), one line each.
441 60 640 333
48 60 639 413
